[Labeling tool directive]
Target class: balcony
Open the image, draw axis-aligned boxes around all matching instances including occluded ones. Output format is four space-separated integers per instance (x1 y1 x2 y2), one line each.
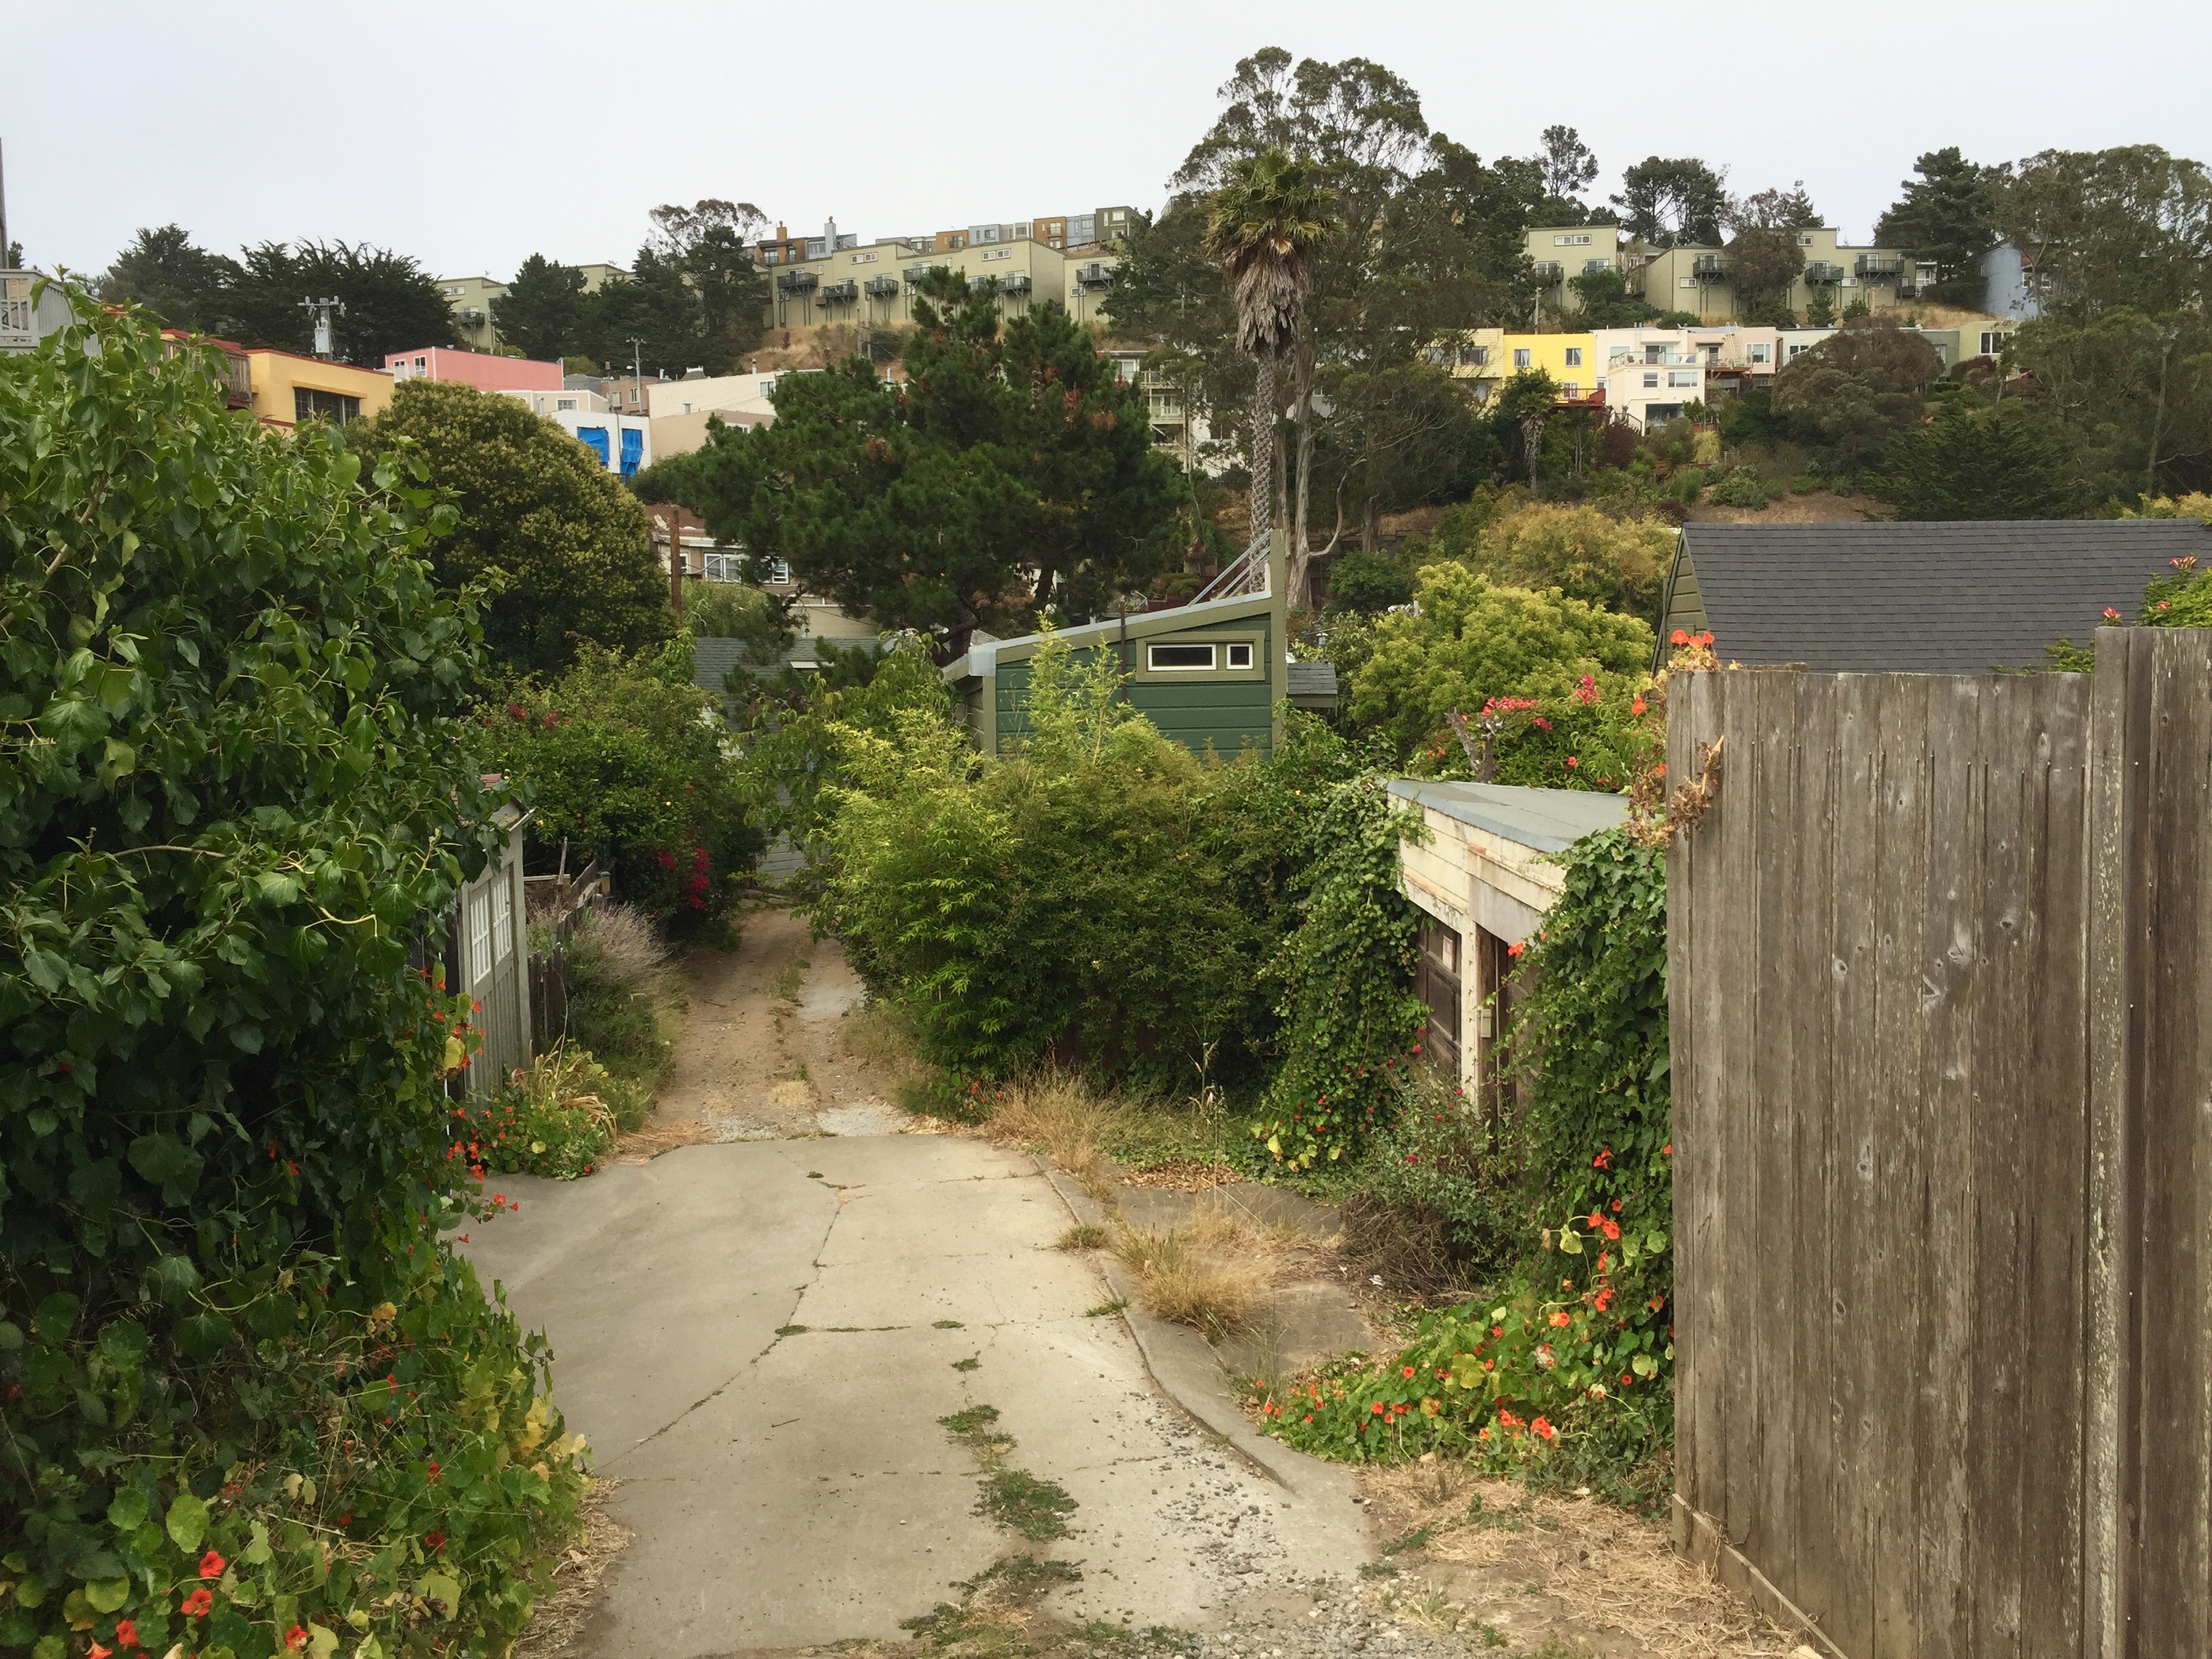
1075 262 1115 291
1532 260 1563 284
904 264 932 287
816 280 858 306
1854 253 1903 279
1002 273 1033 297
863 274 900 300
1803 262 1843 285
776 268 819 293
1691 254 1730 283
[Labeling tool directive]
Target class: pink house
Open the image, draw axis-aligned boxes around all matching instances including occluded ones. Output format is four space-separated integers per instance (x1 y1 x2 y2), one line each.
382 347 563 394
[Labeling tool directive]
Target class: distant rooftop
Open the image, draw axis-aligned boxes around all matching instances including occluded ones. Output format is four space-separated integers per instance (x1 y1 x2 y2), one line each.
1386 780 1629 853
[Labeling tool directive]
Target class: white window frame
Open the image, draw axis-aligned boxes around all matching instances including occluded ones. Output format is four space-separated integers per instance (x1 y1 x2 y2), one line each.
1146 642 1217 672
1643 371 1660 388
1668 369 1698 387
466 888 493 985
1225 642 1254 670
492 877 513 965
1564 346 1582 367
1513 348 1532 369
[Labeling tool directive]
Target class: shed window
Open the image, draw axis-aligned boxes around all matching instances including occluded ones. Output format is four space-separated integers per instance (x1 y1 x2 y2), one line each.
466 888 493 985
1147 642 1216 670
492 878 513 964
1225 642 1254 669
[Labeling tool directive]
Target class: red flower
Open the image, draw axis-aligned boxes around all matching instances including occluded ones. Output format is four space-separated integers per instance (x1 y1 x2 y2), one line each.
199 1549 226 1578
2104 607 2121 620
115 1620 140 1648
1507 939 1525 958
181 1588 214 1618
425 1530 447 1551
1370 1401 1385 1414
1565 755 1580 769
1401 1366 1416 1378
1549 1310 1570 1328
1601 1218 1622 1241
1532 1415 1556 1441
1671 628 1689 646
286 1625 310 1650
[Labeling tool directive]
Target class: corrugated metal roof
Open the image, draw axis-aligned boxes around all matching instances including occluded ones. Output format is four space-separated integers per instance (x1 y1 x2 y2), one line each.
1672 520 2209 673
1387 780 1630 853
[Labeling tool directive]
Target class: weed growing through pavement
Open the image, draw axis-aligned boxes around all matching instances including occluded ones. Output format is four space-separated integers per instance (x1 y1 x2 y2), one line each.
1084 1299 1130 1318
953 1356 981 1372
934 1318 965 1329
983 1470 1080 1540
1058 1223 1109 1250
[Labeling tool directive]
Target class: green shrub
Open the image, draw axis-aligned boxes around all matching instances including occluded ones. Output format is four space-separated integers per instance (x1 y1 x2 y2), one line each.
476 639 760 930
1364 1068 1528 1270
462 1045 620 1179
821 636 1261 1089
1706 467 1775 509
0 291 583 1657
1249 777 1430 1170
1256 827 1674 1486
557 905 674 1128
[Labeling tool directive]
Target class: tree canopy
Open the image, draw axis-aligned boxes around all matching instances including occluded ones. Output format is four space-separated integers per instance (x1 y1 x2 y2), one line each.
1771 317 1944 474
98 229 453 364
491 253 588 363
349 381 674 674
1875 147 2003 305
1612 157 1729 248
643 276 1189 651
1879 400 2078 520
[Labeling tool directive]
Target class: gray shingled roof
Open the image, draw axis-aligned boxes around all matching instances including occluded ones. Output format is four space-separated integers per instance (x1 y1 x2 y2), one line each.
1287 660 1338 705
1387 781 1630 853
1673 520 2211 673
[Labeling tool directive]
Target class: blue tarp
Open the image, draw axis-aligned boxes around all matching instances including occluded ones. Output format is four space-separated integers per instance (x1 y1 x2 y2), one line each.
619 426 643 478
575 424 610 466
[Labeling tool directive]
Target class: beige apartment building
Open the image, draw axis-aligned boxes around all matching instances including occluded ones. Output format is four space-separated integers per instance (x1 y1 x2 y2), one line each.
759 234 1122 339
1525 225 1936 325
436 262 630 352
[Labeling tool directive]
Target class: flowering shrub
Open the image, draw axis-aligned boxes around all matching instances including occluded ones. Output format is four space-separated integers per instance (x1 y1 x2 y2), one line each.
458 1044 621 1179
0 295 585 1659
475 638 759 932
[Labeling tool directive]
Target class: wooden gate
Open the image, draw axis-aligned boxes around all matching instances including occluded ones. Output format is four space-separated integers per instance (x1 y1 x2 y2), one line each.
1666 630 2212 1658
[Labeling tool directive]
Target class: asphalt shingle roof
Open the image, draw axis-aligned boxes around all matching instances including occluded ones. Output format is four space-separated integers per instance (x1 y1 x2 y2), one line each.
1675 520 2211 673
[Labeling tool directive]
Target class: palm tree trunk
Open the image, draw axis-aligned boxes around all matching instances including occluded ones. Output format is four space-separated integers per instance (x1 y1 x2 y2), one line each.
1248 352 1277 550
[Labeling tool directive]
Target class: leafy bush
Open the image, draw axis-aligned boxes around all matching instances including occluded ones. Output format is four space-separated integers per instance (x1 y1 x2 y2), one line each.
1705 467 1776 509
1323 546 1417 615
1348 565 1655 760
1877 400 2077 520
460 1044 619 1179
476 639 759 930
821 636 1261 1089
1256 826 1675 1488
348 379 674 676
1248 778 1429 1170
1458 504 1673 624
0 293 583 1657
1364 1068 1528 1271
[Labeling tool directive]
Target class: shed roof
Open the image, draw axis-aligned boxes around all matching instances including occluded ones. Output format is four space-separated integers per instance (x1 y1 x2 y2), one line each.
943 587 1275 682
1667 520 2210 674
1287 660 1338 707
1387 780 1630 853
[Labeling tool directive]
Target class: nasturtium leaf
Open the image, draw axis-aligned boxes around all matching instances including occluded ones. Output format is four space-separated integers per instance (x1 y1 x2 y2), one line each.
165 1492 209 1554
105 1486 148 1539
32 1293 81 1345
417 1573 462 1618
83 1578 129 1614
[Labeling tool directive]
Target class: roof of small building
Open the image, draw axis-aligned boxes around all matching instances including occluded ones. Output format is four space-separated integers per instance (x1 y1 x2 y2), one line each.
1669 520 2211 674
1287 661 1338 705
1386 780 1630 853
942 586 1275 682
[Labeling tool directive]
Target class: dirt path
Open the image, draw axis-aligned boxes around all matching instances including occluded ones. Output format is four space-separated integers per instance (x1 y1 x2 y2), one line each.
644 902 903 1144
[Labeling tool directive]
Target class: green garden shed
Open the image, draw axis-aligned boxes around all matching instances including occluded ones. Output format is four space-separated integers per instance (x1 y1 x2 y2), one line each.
942 533 1292 758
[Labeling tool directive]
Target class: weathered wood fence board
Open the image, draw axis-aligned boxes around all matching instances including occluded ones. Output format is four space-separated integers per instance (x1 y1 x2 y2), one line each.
1669 630 2212 1659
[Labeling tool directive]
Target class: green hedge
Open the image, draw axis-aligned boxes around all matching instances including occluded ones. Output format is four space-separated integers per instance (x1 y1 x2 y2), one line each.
0 292 583 1658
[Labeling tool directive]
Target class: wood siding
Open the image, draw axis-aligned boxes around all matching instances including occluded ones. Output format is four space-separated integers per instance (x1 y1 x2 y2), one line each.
1667 633 2212 1658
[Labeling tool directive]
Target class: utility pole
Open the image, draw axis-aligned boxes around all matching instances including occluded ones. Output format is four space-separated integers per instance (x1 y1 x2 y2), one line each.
300 297 345 358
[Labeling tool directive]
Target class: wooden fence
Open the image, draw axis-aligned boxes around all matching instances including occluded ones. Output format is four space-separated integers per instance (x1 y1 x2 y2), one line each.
1666 630 2212 1659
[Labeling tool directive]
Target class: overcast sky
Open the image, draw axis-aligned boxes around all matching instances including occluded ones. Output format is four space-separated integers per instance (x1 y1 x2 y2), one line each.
9 0 2210 281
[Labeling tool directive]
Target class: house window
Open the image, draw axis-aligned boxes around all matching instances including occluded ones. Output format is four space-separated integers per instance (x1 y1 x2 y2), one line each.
1799 234 1815 246
1562 382 1580 396
293 387 361 426
1564 347 1582 367
1748 344 1771 363
1980 331 2013 355
1460 345 1489 367
466 888 493 985
556 396 576 410
414 356 428 369
851 251 877 264
1668 369 1697 386
1788 342 1813 358
1679 276 1697 288
1513 348 1531 369
1147 642 1216 671
1552 232 1591 246
1226 642 1254 670
1643 371 1660 388
492 877 513 965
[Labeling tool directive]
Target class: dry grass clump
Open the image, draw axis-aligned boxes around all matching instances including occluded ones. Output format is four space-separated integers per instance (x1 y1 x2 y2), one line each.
1119 1160 1239 1191
1111 1205 1275 1340
1358 1462 1801 1659
976 1067 1128 1198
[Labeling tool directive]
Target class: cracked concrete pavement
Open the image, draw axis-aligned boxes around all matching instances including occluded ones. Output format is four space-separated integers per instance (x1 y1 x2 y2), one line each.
463 920 1374 1656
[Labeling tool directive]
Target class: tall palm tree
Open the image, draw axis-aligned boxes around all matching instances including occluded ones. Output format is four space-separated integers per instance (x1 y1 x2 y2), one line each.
1204 148 1334 559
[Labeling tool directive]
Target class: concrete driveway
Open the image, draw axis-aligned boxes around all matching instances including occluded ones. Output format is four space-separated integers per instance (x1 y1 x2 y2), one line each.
465 1130 1372 1655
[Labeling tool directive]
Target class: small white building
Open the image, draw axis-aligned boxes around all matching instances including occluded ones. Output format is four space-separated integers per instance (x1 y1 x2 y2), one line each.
546 409 651 479
1389 781 1629 1097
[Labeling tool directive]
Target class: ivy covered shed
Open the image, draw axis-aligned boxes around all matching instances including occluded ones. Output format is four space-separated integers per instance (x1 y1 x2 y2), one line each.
1389 780 1629 1097
941 533 1290 758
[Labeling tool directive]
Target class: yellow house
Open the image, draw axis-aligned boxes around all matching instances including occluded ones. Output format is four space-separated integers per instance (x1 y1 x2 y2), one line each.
243 348 394 430
1443 328 1599 406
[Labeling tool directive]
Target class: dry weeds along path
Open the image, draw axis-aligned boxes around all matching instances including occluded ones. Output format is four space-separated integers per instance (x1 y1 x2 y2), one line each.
464 908 1373 1658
